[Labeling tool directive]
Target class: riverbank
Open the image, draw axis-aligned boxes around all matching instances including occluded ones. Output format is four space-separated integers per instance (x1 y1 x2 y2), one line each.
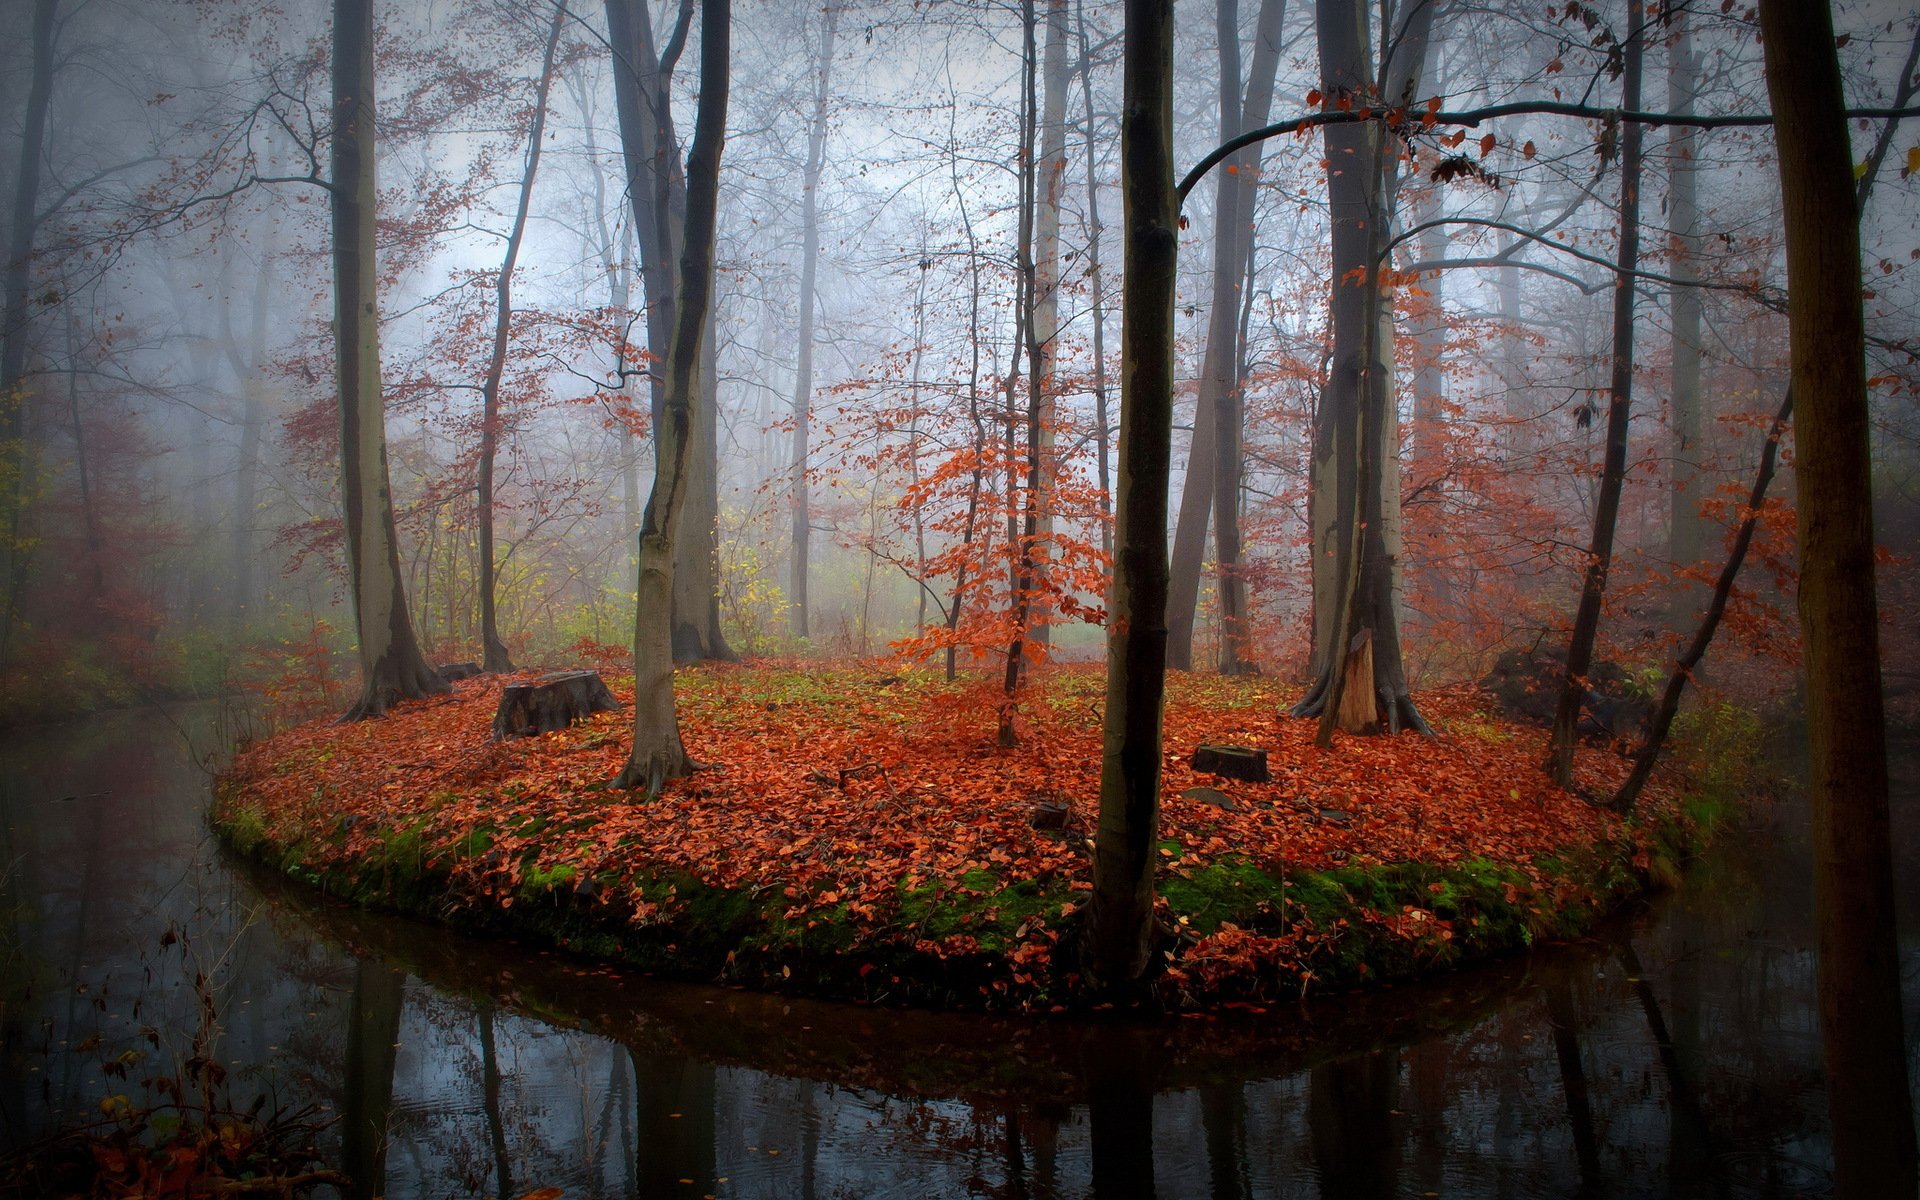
214 664 1721 1012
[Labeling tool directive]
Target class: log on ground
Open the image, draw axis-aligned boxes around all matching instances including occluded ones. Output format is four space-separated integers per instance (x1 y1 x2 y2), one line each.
1190 744 1270 783
492 671 621 740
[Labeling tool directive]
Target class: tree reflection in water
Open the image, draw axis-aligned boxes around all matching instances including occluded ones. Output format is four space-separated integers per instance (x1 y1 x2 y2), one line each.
4 710 1917 1198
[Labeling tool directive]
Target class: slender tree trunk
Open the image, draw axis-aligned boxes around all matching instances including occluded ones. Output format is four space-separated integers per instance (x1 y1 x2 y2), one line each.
1408 199 1451 622
0 0 57 665
606 0 734 665
1546 27 1643 786
1000 0 1046 746
1166 389 1216 671
1087 0 1175 994
1211 0 1286 675
1076 0 1113 565
788 5 835 643
476 3 565 674
908 253 932 630
333 0 447 719
1665 11 1705 612
1608 388 1791 813
1027 0 1071 649
1167 0 1285 671
615 0 728 794
1760 1 1918 1192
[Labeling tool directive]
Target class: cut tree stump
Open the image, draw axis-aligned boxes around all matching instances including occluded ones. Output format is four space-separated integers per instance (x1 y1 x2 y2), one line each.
1334 628 1379 735
1190 744 1270 783
438 661 482 682
492 670 620 740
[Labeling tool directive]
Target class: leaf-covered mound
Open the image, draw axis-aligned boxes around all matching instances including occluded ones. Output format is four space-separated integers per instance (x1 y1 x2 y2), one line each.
215 664 1700 1012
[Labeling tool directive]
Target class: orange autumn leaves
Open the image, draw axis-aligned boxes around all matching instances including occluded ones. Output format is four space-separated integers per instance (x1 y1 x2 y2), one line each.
223 664 1677 1008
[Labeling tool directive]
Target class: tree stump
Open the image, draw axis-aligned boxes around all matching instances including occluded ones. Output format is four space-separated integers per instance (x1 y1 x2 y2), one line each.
1334 628 1378 734
492 671 620 740
438 661 482 683
1190 744 1270 783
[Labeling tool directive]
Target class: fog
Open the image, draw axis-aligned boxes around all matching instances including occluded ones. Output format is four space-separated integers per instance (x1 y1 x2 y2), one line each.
1 0 1915 724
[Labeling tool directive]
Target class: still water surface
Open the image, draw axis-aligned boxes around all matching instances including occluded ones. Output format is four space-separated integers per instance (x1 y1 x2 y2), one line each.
2 706 1916 1198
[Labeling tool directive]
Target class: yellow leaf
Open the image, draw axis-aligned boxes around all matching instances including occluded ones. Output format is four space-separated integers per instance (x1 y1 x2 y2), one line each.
1906 146 1920 176
1855 158 1871 180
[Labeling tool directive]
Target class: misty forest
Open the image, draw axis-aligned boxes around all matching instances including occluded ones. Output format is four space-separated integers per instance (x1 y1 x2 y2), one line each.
4 0 1920 1195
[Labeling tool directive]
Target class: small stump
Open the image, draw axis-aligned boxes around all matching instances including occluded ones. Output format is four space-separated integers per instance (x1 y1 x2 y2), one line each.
1190 744 1270 783
438 661 483 682
492 670 620 740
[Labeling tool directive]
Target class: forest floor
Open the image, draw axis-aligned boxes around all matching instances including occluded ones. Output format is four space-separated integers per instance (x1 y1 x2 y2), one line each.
215 663 1720 1013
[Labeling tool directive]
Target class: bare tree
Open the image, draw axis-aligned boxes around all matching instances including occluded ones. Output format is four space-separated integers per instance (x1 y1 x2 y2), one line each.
1087 0 1175 994
614 0 729 793
333 0 447 718
1760 0 1917 1191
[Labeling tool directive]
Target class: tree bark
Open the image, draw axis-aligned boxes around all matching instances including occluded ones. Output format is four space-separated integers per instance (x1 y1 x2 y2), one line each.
614 0 728 794
1087 0 1175 994
1759 1 1918 1192
787 4 836 643
1293 0 1432 737
476 2 566 674
1546 27 1643 786
606 0 735 665
1075 0 1113 565
1166 0 1286 672
1028 0 1070 650
333 0 448 719
1000 0 1051 745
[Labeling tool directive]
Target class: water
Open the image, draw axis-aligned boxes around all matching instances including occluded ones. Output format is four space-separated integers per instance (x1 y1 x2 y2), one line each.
2 705 1915 1198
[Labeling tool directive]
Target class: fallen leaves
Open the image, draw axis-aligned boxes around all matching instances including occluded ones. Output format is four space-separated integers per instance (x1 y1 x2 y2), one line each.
220 663 1684 1011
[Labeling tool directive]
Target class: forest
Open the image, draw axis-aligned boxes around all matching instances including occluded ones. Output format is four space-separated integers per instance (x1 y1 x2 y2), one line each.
3 0 1919 1193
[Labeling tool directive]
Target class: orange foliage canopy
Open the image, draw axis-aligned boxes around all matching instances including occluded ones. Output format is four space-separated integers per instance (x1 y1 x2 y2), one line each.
224 665 1679 1010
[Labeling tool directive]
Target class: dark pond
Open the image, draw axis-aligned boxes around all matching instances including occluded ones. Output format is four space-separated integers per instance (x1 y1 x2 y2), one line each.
2 705 1916 1198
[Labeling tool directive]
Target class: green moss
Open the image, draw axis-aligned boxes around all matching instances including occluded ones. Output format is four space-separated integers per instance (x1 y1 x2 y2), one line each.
219 805 268 856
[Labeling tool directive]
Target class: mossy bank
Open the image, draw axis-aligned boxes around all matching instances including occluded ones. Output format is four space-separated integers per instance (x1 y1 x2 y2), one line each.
211 667 1746 1014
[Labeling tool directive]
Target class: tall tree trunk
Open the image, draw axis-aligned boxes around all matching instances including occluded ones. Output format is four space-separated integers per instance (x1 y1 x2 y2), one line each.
1665 11 1705 612
1087 0 1175 994
1546 26 1643 786
333 0 447 719
1027 0 1070 649
0 0 57 665
1167 0 1285 671
1210 0 1286 675
672 324 733 661
1000 0 1046 746
1407 197 1451 623
788 4 835 643
1760 1 1918 1192
1293 0 1433 737
614 0 728 794
476 3 565 674
1165 385 1216 670
1076 0 1113 565
606 0 735 665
